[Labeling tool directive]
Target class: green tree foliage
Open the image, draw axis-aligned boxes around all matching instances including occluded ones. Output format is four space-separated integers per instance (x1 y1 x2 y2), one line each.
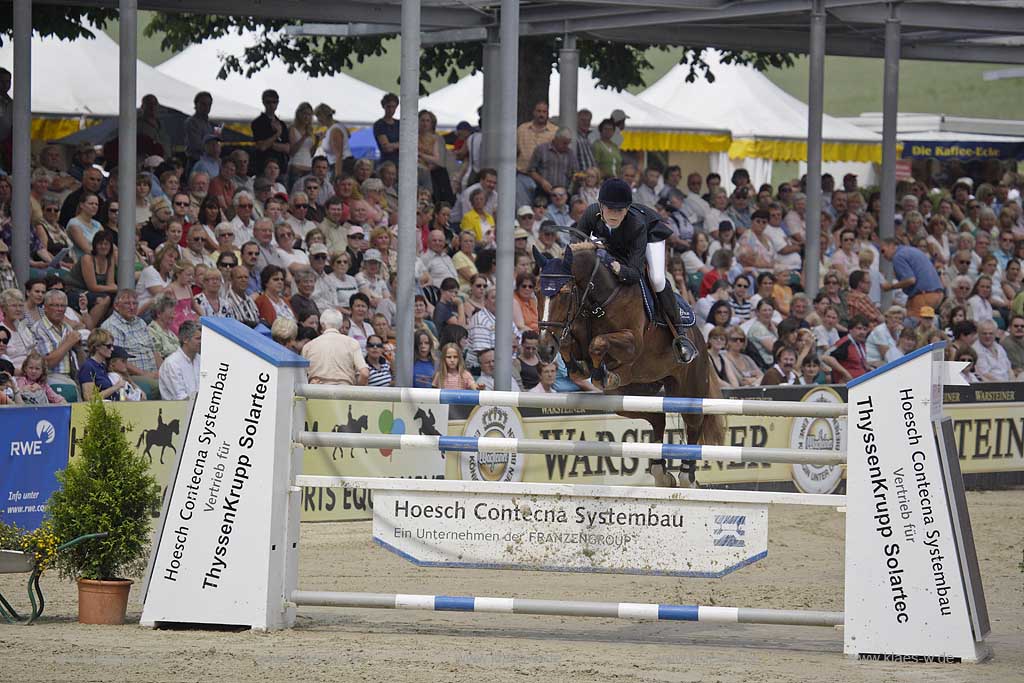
0 8 118 44
48 399 161 581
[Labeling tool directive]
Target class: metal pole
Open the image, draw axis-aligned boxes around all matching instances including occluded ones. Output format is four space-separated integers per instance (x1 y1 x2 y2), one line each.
394 0 421 387
494 0 519 391
117 0 138 288
11 0 32 287
879 5 901 308
481 31 501 170
803 0 825 298
558 33 578 129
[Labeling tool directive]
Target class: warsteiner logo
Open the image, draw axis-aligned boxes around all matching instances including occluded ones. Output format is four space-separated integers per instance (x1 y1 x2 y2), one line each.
790 387 845 494
459 406 525 482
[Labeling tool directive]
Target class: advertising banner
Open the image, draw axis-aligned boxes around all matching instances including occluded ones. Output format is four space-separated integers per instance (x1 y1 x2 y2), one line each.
0 405 71 530
373 486 767 577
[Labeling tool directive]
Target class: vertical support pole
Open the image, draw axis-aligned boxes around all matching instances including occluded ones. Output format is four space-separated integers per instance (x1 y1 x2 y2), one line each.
117 0 138 288
481 31 501 170
394 0 421 387
494 0 519 391
803 0 826 298
879 5 901 307
558 34 578 129
11 0 32 287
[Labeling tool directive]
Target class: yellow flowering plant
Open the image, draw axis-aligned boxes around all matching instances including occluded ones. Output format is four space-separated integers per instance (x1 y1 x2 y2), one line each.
0 519 60 573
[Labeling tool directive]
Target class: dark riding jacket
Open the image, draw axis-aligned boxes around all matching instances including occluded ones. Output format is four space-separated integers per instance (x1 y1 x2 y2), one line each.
576 202 672 285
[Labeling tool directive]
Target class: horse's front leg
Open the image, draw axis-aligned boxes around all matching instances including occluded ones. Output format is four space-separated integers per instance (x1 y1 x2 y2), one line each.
589 331 637 390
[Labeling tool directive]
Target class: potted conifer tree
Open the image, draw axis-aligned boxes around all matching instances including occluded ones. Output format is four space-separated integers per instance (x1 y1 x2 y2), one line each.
48 399 161 624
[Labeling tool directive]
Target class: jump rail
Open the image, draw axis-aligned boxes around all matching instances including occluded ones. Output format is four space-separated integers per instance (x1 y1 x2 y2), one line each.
289 590 845 628
295 385 847 418
297 432 846 466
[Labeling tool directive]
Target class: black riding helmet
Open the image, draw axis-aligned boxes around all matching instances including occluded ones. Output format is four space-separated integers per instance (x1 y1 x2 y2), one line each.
597 178 632 209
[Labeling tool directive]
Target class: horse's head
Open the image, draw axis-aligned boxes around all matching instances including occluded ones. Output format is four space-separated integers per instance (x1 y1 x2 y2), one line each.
537 254 576 364
168 419 180 435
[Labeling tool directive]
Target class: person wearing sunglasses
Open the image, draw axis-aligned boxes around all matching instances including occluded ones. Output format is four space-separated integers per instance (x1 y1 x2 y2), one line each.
364 334 393 387
78 329 123 401
32 195 73 270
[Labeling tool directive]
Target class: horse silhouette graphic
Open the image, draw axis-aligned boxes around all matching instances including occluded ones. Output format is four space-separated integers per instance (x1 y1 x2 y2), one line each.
330 405 369 460
414 408 441 436
136 408 180 464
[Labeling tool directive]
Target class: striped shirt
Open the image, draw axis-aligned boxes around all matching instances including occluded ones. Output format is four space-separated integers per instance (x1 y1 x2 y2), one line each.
224 289 260 326
101 312 158 373
731 296 753 323
32 317 78 376
367 359 392 387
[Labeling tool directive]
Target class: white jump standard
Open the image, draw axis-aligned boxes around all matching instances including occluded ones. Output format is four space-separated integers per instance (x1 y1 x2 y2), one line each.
142 317 991 664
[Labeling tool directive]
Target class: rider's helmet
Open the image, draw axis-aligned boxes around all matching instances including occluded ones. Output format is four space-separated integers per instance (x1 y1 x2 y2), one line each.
597 178 632 209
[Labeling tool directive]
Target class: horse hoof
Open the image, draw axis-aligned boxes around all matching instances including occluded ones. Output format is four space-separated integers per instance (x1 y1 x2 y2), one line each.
650 463 677 488
604 371 621 391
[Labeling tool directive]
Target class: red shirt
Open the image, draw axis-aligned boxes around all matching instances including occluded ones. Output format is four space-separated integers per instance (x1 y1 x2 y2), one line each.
830 334 869 379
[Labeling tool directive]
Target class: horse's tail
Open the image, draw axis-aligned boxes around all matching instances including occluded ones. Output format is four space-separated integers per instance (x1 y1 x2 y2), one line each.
698 362 727 446
135 430 147 448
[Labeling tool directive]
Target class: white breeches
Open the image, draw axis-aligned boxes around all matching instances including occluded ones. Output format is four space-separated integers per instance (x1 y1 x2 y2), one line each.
645 240 667 292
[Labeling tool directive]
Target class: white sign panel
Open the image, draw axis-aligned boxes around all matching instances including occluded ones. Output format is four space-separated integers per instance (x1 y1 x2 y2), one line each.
372 488 768 577
142 321 302 630
845 349 982 662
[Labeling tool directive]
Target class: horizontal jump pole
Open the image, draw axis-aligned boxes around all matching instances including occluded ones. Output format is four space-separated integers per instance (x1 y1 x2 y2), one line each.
290 590 844 628
297 432 847 466
295 385 847 418
293 476 846 508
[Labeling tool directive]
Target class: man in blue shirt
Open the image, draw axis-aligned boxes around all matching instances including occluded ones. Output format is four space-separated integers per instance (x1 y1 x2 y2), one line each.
879 238 944 320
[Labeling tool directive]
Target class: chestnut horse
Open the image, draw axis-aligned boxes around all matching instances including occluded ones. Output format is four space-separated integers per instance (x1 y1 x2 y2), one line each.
538 241 725 487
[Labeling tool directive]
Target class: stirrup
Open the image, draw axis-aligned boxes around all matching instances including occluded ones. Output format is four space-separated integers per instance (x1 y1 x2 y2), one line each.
672 334 697 364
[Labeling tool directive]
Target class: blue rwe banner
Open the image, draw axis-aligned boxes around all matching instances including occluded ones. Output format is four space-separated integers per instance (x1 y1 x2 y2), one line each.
0 405 71 531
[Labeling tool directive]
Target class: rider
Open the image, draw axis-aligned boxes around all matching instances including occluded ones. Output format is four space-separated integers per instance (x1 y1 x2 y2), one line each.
577 178 698 364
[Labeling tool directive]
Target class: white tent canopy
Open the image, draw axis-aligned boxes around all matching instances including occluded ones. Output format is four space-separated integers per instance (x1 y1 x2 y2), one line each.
158 31 402 127
640 51 879 144
0 28 258 121
422 67 728 135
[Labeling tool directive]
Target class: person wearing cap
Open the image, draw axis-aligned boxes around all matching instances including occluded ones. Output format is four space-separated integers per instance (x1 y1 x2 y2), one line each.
252 88 290 177
527 127 580 201
536 220 564 259
517 205 538 240
515 101 558 207
576 178 698 364
607 109 629 147
191 134 222 179
356 248 390 310
865 304 905 367
304 243 336 312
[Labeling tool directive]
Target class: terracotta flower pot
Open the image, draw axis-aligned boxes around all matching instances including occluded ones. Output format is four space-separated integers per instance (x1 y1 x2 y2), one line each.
77 578 133 625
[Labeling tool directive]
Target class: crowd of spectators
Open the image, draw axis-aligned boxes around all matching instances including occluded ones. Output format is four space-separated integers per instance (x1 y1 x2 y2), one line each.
1 87 1023 405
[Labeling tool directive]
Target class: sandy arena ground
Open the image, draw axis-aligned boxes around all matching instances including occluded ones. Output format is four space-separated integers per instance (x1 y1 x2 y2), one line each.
1 489 1021 683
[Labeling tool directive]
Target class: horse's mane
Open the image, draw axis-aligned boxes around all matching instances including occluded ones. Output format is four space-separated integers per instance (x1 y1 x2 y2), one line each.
569 241 598 254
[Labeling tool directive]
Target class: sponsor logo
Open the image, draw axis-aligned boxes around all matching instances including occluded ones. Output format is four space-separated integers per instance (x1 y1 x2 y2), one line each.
9 420 56 456
790 387 845 494
712 514 747 547
459 406 525 482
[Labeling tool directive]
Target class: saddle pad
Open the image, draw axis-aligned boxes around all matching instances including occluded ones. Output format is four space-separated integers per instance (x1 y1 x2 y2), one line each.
640 279 697 327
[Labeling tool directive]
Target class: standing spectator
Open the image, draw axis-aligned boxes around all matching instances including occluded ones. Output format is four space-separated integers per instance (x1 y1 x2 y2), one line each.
158 320 202 400
287 102 316 185
374 93 401 167
973 320 1012 382
880 237 945 319
101 289 161 398
251 89 289 177
527 128 580 201
184 91 214 165
31 289 82 400
315 103 351 180
515 101 558 206
303 309 368 386
591 118 622 180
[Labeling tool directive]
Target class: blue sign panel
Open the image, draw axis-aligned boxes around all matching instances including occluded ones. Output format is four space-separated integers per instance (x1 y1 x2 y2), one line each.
0 406 71 530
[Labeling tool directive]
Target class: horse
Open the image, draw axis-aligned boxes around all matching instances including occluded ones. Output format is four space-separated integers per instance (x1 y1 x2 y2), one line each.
414 408 441 436
330 405 369 460
538 241 725 487
136 409 180 465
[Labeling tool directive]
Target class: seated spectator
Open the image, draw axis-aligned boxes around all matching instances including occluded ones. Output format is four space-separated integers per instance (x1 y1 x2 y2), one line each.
356 249 390 310
105 345 146 401
459 187 495 242
325 251 359 314
812 306 843 353
797 354 826 385
433 278 465 333
707 326 739 388
866 305 905 367
66 191 104 262
347 292 376 352
223 266 260 327
453 231 479 291
254 265 294 326
31 289 82 401
955 345 981 383
168 261 202 334
79 330 121 401
746 298 778 367
137 242 178 316
829 315 871 381
365 334 393 387
182 225 216 268
412 330 437 388
476 347 496 390
290 268 321 330
514 330 542 390
194 268 229 318
535 220 564 259
973 319 1012 382
158 320 202 400
845 270 883 327
1 288 35 369
101 289 162 399
420 229 459 288
270 317 302 353
303 309 368 386
512 273 539 334
431 342 475 389
702 300 734 340
528 361 558 393
1001 314 1024 379
761 345 798 386
16 351 67 404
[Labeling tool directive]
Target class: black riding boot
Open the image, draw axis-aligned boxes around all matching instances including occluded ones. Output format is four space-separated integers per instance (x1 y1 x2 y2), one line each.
657 287 698 364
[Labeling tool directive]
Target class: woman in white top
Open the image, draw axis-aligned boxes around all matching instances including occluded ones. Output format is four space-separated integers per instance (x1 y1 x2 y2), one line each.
136 242 178 315
288 102 316 185
681 232 713 276
325 251 359 314
967 275 1001 327
705 189 732 237
315 103 351 180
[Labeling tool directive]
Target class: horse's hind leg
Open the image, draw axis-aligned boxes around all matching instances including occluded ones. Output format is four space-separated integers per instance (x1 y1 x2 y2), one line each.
621 410 676 488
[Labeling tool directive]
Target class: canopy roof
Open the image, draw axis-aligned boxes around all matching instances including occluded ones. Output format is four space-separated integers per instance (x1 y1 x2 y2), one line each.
422 67 731 153
640 50 882 162
0 27 258 121
157 31 407 127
